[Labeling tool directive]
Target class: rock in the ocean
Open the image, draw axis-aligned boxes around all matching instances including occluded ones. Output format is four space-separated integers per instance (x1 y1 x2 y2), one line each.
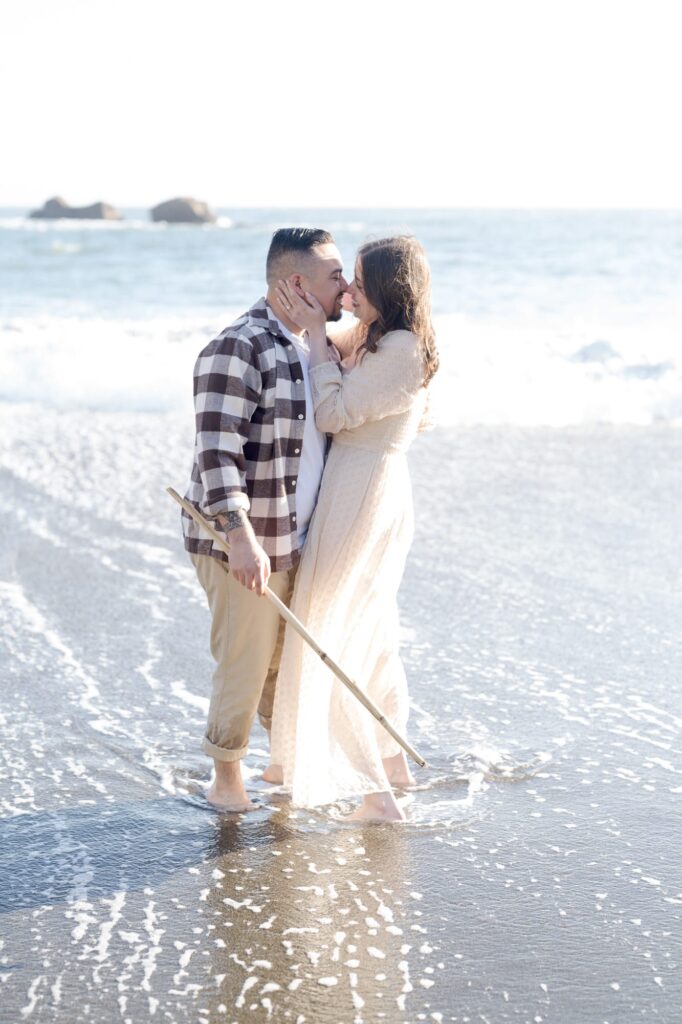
29 196 122 220
150 197 216 224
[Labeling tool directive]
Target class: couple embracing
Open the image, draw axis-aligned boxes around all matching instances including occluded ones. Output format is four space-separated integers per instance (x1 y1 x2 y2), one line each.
181 228 438 822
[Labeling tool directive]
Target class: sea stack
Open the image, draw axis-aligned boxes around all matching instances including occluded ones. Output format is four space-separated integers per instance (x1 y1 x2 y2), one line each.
150 197 216 224
29 196 123 220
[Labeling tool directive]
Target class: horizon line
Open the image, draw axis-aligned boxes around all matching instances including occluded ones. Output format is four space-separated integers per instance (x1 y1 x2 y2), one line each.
2 202 682 213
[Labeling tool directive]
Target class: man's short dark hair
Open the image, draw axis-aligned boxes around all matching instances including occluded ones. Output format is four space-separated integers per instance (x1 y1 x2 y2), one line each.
266 227 334 283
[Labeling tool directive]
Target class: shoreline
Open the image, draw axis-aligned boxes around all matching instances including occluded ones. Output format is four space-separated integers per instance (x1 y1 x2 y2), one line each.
1 408 680 1021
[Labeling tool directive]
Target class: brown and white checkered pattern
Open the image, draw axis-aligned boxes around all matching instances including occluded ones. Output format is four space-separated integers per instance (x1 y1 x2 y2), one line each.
181 298 310 572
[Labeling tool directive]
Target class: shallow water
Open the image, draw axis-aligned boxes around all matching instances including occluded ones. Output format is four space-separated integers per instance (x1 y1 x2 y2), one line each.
1 406 681 1022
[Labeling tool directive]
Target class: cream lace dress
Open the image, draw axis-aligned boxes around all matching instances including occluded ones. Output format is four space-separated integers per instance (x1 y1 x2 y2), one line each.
269 329 428 807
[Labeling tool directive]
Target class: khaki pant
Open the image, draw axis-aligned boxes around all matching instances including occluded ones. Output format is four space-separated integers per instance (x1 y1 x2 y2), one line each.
190 553 296 762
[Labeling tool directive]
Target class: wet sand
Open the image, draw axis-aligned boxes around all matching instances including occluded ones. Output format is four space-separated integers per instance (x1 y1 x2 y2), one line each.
1 403 681 1022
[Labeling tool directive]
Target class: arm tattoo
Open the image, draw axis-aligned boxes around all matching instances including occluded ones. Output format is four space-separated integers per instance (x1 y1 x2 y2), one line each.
220 509 248 532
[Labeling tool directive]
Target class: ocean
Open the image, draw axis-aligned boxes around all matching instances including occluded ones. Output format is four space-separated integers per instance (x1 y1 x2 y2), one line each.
1 208 681 1023
1 207 681 424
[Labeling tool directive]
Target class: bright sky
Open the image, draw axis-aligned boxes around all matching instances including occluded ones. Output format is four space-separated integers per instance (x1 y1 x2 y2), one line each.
2 0 681 208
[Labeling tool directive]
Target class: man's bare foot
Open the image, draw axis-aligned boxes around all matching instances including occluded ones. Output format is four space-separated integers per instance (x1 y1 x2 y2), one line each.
348 791 406 823
206 759 255 812
383 751 416 788
262 763 283 784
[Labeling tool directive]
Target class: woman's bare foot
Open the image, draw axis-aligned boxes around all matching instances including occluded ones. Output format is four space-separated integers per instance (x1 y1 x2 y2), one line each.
262 763 283 784
348 791 406 823
383 751 416 788
206 759 255 812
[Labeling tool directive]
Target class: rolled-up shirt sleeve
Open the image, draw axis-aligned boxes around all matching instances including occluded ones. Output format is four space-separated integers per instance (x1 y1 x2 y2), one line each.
309 330 424 435
193 336 262 516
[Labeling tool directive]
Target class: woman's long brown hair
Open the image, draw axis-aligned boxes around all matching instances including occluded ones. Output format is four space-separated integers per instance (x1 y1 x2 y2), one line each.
355 236 439 386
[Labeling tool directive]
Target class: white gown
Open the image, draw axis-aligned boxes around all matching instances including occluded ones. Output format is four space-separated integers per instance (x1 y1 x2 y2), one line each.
270 330 428 807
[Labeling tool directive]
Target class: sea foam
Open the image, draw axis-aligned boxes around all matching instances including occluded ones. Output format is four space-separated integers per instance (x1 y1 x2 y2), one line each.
1 312 680 425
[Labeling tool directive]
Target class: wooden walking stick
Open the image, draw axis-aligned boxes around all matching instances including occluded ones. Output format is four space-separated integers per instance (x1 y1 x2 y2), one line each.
167 487 427 769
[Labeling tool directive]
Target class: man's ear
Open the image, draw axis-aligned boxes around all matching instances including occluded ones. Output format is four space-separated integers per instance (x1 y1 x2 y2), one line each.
288 273 304 297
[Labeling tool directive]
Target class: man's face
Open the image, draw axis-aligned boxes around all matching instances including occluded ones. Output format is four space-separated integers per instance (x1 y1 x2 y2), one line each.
298 243 348 322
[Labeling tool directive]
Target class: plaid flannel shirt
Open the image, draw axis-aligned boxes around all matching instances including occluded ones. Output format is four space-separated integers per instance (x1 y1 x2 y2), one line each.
181 297 311 572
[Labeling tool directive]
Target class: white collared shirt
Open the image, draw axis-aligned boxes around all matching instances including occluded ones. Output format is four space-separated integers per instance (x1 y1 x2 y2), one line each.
272 312 326 546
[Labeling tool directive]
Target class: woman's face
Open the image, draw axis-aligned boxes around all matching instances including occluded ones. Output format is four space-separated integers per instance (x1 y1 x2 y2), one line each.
348 259 379 325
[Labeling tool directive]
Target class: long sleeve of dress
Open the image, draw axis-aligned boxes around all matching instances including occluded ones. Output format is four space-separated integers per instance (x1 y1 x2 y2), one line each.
326 322 362 360
309 330 424 435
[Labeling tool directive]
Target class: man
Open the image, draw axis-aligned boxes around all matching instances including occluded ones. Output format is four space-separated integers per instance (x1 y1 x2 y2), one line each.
182 228 348 811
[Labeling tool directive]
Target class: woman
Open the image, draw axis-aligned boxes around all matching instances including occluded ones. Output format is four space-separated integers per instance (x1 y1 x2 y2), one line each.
267 235 438 822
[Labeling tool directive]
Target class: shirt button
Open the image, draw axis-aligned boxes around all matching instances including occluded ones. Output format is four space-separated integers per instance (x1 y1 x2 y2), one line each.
294 448 300 454
297 413 304 420
292 515 297 522
291 480 296 487
296 378 302 384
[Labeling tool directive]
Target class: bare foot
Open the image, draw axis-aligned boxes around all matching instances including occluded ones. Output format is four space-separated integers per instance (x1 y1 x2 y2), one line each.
206 759 255 812
262 763 283 784
383 751 416 788
348 791 406 823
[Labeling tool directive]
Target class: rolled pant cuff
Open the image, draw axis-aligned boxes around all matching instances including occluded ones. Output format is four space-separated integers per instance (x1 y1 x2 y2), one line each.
202 735 248 763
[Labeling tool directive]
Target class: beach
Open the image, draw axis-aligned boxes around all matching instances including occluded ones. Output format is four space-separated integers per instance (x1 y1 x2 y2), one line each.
1 399 681 1022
